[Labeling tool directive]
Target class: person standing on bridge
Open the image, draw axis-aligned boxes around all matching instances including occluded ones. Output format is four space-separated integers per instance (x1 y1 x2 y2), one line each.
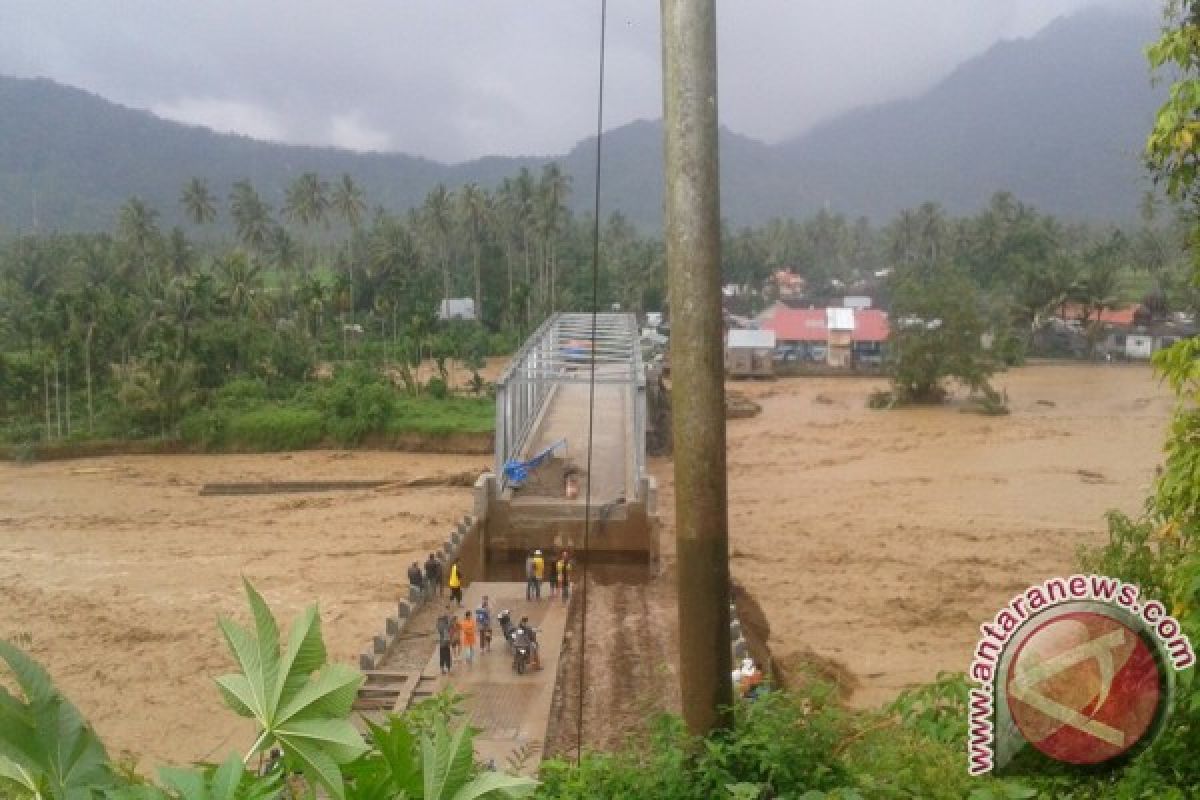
436 609 453 674
407 562 424 599
476 596 492 653
425 554 442 598
525 550 538 601
547 551 560 599
448 559 464 607
558 551 575 603
461 610 477 667
532 550 546 600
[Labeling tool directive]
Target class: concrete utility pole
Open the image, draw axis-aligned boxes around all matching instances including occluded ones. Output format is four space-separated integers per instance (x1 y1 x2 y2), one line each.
661 0 733 733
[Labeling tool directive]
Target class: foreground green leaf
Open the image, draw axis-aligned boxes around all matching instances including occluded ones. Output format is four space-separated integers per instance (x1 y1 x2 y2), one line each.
214 580 365 800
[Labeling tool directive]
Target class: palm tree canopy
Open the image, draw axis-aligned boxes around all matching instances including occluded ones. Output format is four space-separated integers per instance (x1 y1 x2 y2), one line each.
181 178 218 225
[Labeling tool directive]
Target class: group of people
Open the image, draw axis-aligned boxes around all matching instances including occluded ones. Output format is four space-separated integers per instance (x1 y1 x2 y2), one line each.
524 548 574 601
407 553 466 606
405 547 573 676
435 595 494 674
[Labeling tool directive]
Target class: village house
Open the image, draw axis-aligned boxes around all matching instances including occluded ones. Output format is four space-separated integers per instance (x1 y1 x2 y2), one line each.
758 304 889 367
724 328 776 378
1043 304 1197 360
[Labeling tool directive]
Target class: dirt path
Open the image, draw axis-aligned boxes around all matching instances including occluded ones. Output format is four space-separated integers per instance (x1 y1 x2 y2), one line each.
544 566 681 756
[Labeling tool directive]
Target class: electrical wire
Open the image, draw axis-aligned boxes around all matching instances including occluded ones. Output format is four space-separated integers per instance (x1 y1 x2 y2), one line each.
577 0 608 767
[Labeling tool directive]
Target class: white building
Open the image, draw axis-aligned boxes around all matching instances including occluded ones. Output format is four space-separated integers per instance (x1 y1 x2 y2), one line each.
438 297 476 321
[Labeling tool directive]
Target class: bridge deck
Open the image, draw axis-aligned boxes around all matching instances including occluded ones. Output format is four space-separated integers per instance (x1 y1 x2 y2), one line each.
520 377 633 506
413 582 569 774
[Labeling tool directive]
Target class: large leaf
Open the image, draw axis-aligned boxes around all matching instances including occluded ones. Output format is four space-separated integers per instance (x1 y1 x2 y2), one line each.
450 771 538 800
276 718 367 765
0 641 115 800
157 754 281 800
275 607 326 707
422 722 477 800
366 717 419 796
275 665 361 726
284 741 344 800
216 617 270 722
213 581 366 800
242 581 281 716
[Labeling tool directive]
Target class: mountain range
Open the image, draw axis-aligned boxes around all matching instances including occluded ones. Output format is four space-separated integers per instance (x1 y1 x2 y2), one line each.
0 6 1165 234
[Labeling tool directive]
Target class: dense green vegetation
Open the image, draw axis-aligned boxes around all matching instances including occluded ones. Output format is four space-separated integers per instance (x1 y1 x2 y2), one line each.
0 163 670 453
2 144 1194 451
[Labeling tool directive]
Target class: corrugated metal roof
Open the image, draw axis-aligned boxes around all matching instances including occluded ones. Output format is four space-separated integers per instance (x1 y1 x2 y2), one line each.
852 310 889 342
727 329 776 349
763 308 827 342
764 307 891 343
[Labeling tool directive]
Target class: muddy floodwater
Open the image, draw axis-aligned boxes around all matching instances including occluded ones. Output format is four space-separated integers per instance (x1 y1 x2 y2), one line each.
0 364 1172 765
692 364 1173 707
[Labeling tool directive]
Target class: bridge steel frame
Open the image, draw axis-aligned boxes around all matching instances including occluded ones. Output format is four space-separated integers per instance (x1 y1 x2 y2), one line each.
493 312 646 494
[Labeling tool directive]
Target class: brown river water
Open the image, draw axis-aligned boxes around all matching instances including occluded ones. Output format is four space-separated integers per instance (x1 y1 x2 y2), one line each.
0 364 1171 765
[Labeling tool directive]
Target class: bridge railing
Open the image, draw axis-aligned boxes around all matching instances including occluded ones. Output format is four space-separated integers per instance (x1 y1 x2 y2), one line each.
494 312 645 493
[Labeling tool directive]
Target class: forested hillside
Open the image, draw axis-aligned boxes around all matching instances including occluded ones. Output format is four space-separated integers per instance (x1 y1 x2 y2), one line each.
0 7 1161 233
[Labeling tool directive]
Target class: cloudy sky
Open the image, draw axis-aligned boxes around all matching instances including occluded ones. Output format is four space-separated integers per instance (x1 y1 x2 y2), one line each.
1 0 1157 164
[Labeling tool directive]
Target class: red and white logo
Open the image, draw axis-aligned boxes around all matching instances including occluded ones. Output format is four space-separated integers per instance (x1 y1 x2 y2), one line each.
1004 610 1162 765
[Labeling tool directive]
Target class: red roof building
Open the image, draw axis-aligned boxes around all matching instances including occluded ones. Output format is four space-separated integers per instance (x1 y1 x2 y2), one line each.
852 309 890 343
762 307 889 343
1057 304 1138 327
763 308 827 342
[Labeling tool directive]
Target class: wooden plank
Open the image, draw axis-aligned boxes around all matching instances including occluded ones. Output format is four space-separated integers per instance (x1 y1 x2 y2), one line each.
362 670 411 681
353 697 398 711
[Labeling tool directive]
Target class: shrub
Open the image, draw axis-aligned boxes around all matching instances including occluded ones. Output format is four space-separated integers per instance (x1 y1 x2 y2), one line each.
488 330 520 356
866 389 895 410
315 368 396 445
214 376 269 408
425 376 449 399
225 408 324 451
178 409 229 450
538 682 851 799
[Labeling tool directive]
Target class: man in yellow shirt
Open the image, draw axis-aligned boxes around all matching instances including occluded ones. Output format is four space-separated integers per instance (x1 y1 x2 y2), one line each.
532 550 545 600
448 559 464 607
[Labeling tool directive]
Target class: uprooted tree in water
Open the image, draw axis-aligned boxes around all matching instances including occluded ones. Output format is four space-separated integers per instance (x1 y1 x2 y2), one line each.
875 258 1004 410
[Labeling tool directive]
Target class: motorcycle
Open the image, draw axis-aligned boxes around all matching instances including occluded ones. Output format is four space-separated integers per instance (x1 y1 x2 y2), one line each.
512 641 530 674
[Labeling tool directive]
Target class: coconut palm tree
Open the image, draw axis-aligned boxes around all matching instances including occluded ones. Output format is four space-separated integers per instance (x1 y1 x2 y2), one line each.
332 173 367 230
117 197 161 280
180 177 218 226
534 163 570 314
165 227 195 277
215 250 265 321
284 172 329 229
421 184 455 305
458 183 489 320
229 180 274 254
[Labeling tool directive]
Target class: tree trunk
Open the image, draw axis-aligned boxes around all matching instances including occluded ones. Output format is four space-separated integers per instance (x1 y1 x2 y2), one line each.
54 358 62 439
85 326 95 434
505 242 515 326
474 246 482 324
43 361 52 441
65 354 72 438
